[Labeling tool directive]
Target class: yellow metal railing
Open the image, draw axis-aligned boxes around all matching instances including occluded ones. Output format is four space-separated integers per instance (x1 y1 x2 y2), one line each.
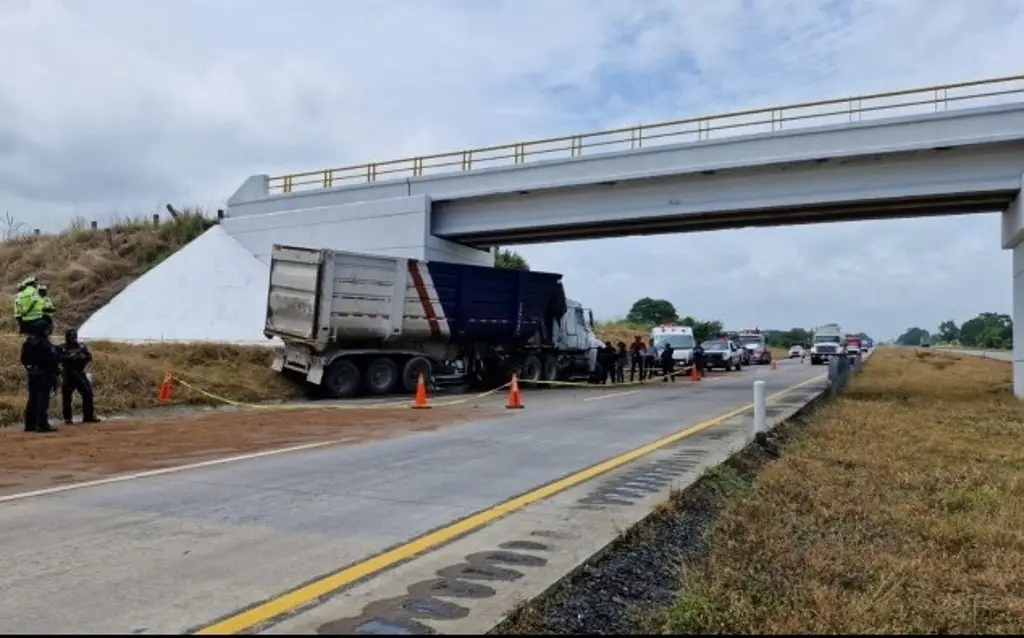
268 74 1024 195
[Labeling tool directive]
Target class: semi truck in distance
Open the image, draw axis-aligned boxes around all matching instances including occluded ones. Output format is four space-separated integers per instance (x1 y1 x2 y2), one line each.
809 323 844 365
263 244 606 398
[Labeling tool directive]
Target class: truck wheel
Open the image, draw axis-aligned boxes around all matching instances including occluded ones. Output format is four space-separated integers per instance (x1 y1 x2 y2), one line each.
365 357 399 395
520 355 542 385
322 359 361 399
541 355 558 385
402 356 432 393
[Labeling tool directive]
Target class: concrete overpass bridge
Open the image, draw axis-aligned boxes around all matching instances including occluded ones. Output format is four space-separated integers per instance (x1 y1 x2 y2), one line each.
223 74 1024 394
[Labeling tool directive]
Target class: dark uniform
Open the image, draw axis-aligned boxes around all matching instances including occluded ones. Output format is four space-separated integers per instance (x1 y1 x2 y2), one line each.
629 337 646 381
693 343 706 378
58 330 99 424
661 343 676 382
21 329 59 433
599 342 617 384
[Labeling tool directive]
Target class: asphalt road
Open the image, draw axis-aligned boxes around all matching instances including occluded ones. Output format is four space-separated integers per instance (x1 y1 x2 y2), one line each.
940 347 1012 362
0 359 825 634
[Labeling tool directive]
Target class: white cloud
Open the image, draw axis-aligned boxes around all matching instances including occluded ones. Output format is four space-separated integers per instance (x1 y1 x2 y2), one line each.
1 0 1022 340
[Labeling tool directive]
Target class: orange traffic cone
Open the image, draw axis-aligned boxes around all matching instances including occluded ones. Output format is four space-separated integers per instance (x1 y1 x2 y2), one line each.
771 359 778 371
506 374 524 409
690 364 700 382
412 373 431 409
157 371 173 402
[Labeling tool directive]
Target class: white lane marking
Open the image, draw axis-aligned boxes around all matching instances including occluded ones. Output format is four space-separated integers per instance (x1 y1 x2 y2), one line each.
0 439 346 505
583 389 641 402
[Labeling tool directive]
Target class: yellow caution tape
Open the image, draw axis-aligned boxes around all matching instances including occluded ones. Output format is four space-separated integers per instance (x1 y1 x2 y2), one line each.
516 365 698 388
171 376 513 411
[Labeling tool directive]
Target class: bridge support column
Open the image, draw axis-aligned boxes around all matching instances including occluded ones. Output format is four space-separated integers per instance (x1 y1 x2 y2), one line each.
1001 186 1024 397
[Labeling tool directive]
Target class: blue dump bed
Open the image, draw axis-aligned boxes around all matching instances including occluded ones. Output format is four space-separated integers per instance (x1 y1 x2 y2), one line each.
425 260 567 345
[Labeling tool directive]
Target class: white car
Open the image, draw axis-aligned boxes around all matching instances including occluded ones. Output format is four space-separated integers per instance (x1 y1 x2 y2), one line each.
788 344 805 358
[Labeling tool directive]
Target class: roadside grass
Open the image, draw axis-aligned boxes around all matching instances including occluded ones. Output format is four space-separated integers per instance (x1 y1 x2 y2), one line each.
0 210 214 335
659 347 1024 634
0 211 306 426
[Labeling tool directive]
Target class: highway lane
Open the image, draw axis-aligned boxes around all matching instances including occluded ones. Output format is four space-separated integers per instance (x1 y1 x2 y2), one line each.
941 348 1012 362
0 360 823 634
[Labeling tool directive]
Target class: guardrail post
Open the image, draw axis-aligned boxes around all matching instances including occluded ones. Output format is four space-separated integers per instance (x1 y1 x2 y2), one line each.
753 380 767 443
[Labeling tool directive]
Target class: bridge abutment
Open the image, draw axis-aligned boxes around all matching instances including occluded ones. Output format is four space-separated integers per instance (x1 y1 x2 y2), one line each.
1001 185 1024 397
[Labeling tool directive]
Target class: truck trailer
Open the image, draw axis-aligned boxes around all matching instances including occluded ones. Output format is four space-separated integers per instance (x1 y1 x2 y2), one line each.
264 244 606 398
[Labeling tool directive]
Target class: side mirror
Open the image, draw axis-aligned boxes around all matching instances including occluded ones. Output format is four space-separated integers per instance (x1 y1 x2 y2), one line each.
587 309 595 329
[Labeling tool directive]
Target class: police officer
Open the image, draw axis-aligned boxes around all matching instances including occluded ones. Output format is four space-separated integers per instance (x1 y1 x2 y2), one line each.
13 276 41 334
661 342 676 382
21 321 60 433
59 328 100 425
37 284 55 329
693 340 706 378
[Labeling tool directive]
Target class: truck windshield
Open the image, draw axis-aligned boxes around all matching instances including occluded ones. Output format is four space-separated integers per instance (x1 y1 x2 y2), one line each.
814 335 841 344
702 341 728 351
655 334 694 349
739 335 763 345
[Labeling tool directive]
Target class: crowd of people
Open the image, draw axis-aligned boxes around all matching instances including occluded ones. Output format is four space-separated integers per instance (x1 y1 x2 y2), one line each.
12 276 99 433
596 335 706 384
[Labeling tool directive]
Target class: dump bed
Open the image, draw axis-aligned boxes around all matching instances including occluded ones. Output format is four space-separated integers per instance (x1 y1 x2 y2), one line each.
265 244 566 349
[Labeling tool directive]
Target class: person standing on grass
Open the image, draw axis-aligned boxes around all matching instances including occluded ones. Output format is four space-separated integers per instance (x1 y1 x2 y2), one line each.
58 329 101 425
21 321 60 433
629 335 646 381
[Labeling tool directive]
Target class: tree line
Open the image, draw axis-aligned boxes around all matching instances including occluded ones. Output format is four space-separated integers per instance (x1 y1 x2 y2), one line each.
897 312 1012 348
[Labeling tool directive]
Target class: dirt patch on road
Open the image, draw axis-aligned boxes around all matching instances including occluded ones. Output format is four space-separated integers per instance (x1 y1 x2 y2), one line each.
0 403 504 495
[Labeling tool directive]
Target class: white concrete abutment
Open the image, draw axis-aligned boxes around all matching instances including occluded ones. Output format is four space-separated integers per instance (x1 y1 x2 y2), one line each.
1000 182 1024 397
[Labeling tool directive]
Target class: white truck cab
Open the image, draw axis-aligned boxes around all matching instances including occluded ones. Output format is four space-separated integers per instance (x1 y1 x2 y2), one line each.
552 299 605 377
810 323 845 365
651 324 696 365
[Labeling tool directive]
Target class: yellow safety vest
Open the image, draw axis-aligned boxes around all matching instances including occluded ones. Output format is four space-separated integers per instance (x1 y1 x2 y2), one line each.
20 290 46 323
14 286 38 320
41 296 55 316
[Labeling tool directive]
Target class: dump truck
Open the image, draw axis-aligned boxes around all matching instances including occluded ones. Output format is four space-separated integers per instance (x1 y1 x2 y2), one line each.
264 244 606 398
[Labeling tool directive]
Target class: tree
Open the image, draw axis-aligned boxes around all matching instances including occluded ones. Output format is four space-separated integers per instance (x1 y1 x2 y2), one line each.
959 312 1012 348
764 327 814 349
494 248 529 270
679 316 724 343
897 326 931 346
627 298 678 325
937 319 959 343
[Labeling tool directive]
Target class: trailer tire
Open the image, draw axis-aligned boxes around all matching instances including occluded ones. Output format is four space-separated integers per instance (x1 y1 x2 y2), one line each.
520 355 542 385
322 359 361 399
402 356 432 394
366 357 399 395
541 355 559 386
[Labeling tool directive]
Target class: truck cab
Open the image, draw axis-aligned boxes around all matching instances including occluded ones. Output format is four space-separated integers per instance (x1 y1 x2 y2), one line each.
844 334 863 360
551 299 604 379
810 324 845 365
651 324 696 366
738 330 771 365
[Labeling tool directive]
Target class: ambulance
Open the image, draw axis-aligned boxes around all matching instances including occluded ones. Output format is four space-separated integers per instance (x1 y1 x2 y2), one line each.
650 324 696 366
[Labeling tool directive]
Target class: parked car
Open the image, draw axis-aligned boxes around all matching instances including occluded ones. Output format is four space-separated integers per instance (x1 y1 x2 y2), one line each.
701 339 744 371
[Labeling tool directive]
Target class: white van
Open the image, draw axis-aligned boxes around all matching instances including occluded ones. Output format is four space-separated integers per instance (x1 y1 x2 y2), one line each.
651 324 696 365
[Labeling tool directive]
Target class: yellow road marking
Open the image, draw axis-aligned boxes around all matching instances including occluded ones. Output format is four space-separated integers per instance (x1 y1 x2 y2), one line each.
194 374 826 635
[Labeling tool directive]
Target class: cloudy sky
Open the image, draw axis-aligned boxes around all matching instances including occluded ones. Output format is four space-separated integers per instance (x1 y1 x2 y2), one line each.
2 0 1023 341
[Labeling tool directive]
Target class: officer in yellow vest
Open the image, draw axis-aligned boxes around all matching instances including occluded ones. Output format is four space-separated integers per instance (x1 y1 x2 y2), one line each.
14 277 43 334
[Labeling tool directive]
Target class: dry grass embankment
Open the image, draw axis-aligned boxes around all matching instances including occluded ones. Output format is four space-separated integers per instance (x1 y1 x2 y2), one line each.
0 211 212 333
662 347 1024 634
0 212 303 426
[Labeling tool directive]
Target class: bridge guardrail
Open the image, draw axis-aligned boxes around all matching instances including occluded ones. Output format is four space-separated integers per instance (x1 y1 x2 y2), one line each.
269 74 1024 194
